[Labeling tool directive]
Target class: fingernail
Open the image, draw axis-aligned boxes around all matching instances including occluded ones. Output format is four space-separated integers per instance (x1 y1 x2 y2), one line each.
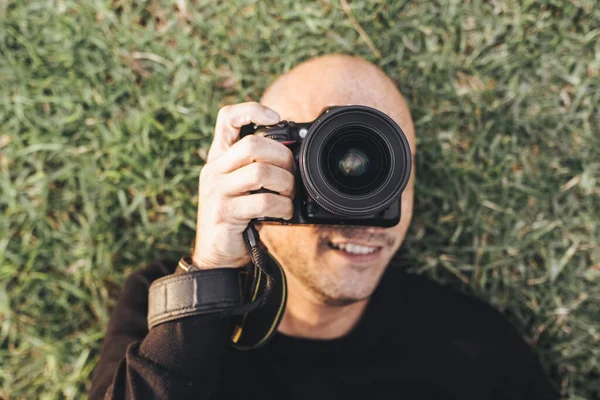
265 109 280 122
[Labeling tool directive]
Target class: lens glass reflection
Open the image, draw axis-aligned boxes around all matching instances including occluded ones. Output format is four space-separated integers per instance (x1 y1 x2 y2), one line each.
322 130 389 195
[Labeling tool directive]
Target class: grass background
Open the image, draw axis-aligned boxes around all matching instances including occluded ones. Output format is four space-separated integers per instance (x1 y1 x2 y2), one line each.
1 0 599 398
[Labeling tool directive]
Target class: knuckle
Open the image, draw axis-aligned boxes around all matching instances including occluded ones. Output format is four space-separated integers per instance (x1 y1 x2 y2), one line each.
281 197 293 217
199 165 212 182
203 180 218 198
281 196 293 209
257 193 275 211
217 105 231 118
246 101 261 111
283 147 295 168
209 198 229 224
199 169 220 195
199 177 211 196
252 162 270 183
240 135 260 155
284 172 295 193
230 113 250 127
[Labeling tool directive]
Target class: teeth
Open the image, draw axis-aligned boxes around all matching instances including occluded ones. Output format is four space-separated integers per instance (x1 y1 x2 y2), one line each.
332 242 378 255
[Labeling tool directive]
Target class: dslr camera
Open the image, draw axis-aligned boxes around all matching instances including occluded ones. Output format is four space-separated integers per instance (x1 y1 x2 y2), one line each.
240 105 411 227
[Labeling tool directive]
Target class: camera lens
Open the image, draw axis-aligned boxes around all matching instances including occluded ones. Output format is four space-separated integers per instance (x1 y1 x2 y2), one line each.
299 106 411 216
323 130 389 196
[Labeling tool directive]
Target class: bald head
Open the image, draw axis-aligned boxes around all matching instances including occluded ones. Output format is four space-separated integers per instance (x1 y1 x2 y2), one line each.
257 54 416 309
261 54 415 155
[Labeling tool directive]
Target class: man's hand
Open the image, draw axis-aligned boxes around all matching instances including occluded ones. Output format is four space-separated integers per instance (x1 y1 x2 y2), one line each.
192 102 295 269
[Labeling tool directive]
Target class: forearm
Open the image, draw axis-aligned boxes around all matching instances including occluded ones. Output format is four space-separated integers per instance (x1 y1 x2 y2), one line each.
89 260 241 400
102 314 233 400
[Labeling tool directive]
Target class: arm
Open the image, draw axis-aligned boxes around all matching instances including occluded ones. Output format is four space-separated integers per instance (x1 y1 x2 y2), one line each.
106 313 233 399
90 102 294 399
89 260 235 400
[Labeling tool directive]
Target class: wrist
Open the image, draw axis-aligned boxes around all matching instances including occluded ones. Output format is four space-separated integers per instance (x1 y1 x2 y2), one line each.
191 250 249 270
190 254 217 270
190 253 233 270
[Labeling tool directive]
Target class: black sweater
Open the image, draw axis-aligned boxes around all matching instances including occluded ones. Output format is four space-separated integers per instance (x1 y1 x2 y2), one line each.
89 259 559 399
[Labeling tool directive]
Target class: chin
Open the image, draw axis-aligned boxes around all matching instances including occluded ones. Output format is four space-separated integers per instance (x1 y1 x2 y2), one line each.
321 295 366 307
316 278 379 307
312 251 389 305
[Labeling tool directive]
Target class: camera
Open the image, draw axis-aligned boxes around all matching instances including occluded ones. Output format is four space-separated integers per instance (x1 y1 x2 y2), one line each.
240 105 412 227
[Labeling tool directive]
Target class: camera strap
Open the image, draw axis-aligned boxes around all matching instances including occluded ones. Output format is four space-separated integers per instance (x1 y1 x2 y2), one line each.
146 223 287 349
230 223 287 350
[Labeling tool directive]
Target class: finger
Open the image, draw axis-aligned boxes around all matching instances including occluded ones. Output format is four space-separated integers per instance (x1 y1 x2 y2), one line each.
229 193 293 221
210 134 295 175
207 102 280 162
222 162 295 198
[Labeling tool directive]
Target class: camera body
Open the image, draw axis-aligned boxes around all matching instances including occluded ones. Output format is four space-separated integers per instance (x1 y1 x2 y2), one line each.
240 105 411 228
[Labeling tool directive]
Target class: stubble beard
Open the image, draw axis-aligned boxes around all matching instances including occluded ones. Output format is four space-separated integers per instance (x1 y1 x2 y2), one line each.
281 235 389 307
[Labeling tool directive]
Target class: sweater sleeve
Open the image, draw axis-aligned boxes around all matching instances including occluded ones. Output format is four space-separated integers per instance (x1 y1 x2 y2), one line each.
89 259 234 400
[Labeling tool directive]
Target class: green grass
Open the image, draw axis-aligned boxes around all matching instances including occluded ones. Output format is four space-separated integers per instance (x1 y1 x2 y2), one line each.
1 0 599 398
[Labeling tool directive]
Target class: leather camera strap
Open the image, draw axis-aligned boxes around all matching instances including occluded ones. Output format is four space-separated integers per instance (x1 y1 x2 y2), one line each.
147 224 287 350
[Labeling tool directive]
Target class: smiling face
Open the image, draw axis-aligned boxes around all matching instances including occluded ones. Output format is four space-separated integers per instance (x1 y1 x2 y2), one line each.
258 54 416 306
257 176 414 306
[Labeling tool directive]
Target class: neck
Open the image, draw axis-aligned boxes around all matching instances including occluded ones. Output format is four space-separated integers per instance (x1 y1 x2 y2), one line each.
277 271 370 340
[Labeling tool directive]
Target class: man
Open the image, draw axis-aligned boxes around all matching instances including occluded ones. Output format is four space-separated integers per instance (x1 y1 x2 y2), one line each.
90 55 558 399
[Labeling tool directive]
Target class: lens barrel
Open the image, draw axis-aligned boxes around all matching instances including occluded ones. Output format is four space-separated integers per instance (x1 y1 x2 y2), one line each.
299 106 411 216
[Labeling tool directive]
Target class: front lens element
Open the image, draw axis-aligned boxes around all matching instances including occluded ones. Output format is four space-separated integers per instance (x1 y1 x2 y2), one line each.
338 148 369 177
323 131 389 195
299 106 412 216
